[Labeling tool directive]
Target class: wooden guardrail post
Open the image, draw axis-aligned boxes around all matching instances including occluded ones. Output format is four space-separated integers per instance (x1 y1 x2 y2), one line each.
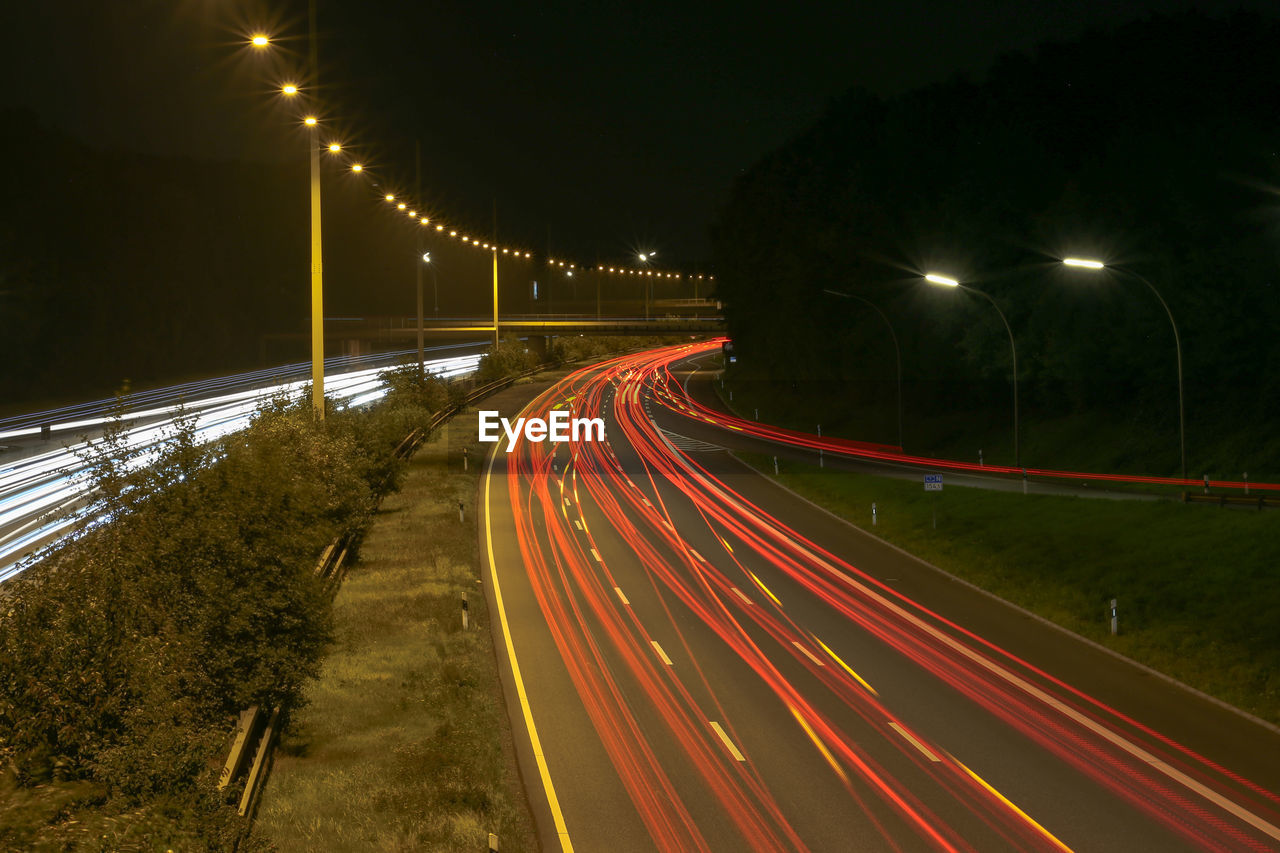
218 706 260 791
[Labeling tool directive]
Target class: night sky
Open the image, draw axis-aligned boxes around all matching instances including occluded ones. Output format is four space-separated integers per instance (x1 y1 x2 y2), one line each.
4 0 1274 266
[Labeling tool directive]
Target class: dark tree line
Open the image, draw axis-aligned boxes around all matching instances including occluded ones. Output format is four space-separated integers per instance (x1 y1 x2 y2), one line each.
712 11 1280 473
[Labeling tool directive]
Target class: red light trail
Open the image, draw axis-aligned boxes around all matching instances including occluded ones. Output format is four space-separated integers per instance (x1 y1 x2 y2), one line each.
487 342 1280 851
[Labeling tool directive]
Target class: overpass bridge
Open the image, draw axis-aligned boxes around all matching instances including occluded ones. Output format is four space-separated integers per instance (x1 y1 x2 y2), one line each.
416 314 725 335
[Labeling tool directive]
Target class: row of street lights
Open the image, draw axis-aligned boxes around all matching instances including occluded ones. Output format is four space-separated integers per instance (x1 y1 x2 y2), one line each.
830 259 1187 481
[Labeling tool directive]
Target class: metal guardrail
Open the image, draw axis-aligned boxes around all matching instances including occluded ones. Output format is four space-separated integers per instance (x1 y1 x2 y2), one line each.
218 344 680 840
216 358 566 839
1182 491 1275 509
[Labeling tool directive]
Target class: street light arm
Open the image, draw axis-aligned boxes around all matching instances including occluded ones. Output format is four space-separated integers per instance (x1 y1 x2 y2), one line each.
1117 268 1186 482
960 284 1019 470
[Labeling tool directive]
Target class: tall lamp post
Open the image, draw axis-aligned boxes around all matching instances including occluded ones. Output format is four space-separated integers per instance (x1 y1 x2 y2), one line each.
639 251 656 319
823 289 904 450
258 18 326 420
925 273 1020 470
1062 258 1186 482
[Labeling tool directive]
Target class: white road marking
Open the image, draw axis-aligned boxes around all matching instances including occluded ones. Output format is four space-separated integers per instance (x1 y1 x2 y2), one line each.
710 722 746 761
651 640 674 666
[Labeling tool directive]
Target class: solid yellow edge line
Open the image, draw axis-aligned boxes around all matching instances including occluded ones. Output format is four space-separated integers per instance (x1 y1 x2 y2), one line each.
485 442 574 852
948 752 1073 853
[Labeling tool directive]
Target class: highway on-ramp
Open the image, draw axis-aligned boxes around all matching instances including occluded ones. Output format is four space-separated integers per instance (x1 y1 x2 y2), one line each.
481 341 1280 852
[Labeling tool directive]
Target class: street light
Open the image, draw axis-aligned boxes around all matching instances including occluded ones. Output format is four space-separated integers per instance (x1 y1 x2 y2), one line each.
925 272 1020 469
1061 258 1186 481
824 289 904 449
639 250 657 318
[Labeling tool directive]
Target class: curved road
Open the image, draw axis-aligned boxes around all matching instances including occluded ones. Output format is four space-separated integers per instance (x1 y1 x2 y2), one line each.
481 342 1280 852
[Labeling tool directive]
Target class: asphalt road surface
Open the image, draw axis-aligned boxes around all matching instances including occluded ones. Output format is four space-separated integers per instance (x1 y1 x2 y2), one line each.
481 341 1280 852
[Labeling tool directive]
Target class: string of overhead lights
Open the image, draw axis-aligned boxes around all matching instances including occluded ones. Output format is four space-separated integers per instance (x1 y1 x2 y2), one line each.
244 30 712 283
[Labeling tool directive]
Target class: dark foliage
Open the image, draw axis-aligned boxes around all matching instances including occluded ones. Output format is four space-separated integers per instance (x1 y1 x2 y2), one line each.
712 11 1280 473
0 380 442 845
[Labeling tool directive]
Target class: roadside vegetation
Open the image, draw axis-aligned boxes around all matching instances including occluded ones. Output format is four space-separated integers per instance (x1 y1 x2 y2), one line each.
0 371 448 849
713 12 1280 482
739 451 1280 726
254 405 537 852
0 335 685 848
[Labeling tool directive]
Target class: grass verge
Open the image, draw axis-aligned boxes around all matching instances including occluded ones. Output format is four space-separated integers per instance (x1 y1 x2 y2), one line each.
738 451 1280 726
254 409 537 852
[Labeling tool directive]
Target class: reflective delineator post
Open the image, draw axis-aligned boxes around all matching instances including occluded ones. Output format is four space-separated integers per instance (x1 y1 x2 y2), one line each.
872 502 877 526
1110 598 1118 636
773 456 779 475
462 592 469 631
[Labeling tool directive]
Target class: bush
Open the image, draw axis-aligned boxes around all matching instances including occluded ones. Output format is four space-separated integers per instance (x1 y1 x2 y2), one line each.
474 335 539 384
0 381 446 845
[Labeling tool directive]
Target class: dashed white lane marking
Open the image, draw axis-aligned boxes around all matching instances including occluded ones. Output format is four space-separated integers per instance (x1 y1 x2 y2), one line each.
615 587 630 605
889 722 940 762
730 587 753 606
651 640 674 666
710 722 746 761
792 641 825 667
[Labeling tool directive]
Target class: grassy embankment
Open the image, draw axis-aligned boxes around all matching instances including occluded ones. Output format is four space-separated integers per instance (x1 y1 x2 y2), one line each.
738 450 1280 726
254 399 540 851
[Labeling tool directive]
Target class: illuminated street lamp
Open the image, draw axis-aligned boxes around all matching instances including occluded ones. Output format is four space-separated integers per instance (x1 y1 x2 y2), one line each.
1062 258 1186 481
639 250 657 318
926 272 1020 469
259 17 325 419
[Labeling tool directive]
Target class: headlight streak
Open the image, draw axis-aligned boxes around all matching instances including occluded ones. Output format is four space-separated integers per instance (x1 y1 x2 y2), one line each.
0 353 482 581
497 343 1280 851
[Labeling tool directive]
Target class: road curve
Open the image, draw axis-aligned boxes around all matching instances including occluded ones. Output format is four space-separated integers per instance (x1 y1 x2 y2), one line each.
481 342 1280 852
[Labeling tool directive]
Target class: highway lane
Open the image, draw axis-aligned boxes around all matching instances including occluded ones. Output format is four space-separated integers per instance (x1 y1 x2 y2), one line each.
0 345 485 581
482 342 1280 851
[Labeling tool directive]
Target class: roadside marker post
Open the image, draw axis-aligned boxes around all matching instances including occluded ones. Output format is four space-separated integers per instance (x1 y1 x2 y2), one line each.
1204 474 1210 495
924 475 942 529
462 592 469 631
1110 598 1118 636
459 500 466 522
979 448 984 467
872 502 877 526
463 446 469 471
773 456 779 475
